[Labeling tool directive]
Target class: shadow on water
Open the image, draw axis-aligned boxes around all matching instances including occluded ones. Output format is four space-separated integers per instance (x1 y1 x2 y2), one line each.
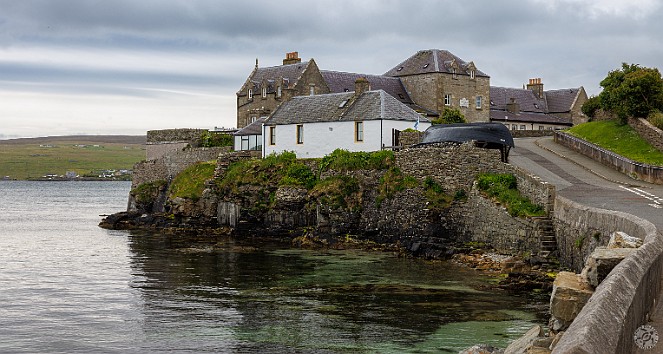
127 232 549 353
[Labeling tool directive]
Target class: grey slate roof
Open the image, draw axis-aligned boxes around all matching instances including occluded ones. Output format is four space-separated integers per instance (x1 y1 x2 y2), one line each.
489 110 573 125
490 86 546 113
265 90 429 126
546 88 581 113
237 61 310 95
384 49 489 78
234 117 266 136
320 70 413 104
490 86 582 114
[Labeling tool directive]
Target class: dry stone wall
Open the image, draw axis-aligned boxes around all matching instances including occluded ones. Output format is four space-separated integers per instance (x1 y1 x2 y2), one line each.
629 117 663 153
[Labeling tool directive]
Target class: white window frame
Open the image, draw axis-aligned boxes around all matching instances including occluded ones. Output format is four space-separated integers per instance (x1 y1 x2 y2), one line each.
261 87 267 98
296 125 304 144
444 94 452 106
248 89 253 100
475 96 482 109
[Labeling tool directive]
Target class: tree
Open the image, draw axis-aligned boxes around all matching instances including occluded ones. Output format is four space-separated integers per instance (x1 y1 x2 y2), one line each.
581 95 601 119
432 107 466 124
597 63 663 123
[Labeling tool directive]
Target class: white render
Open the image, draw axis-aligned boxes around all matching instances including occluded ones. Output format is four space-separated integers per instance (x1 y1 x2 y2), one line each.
263 119 431 158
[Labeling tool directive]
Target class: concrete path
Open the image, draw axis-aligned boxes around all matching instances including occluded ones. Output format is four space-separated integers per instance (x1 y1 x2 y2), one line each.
509 136 663 353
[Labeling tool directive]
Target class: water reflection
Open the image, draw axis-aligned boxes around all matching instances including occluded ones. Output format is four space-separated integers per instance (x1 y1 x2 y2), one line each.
127 233 548 353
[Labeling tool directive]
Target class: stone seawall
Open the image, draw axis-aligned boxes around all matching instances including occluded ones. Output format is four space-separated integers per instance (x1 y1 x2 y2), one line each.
553 196 663 354
555 131 663 184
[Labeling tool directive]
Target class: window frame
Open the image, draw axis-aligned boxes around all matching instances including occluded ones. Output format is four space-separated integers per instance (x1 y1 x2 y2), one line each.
355 121 364 142
444 94 452 106
296 124 304 144
248 89 253 100
475 96 482 109
261 87 267 98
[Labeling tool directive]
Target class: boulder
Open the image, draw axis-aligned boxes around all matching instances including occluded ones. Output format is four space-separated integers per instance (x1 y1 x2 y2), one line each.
459 344 504 354
582 247 635 288
549 272 593 331
504 325 544 354
607 231 643 249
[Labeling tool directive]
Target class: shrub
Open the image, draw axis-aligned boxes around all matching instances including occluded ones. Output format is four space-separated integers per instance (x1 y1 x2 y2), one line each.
423 177 453 210
376 167 418 206
200 131 233 147
319 149 394 173
649 110 663 130
432 107 466 124
476 173 545 217
581 96 601 118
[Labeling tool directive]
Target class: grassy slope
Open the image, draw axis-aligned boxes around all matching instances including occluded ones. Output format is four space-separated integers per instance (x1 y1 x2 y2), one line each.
566 120 663 166
0 136 146 180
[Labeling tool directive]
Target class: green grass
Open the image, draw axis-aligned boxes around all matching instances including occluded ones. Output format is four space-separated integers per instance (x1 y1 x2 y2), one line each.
0 137 145 180
168 161 216 201
566 120 663 166
476 173 546 217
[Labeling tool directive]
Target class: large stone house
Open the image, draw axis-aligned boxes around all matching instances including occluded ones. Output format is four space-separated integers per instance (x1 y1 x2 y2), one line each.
489 78 588 131
262 79 431 158
236 50 490 129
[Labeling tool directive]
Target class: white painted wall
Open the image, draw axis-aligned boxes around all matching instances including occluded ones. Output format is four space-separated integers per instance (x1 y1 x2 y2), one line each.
263 119 430 158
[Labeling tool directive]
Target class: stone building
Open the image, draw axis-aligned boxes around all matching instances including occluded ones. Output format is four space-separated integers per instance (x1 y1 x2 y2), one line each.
383 49 491 123
489 78 589 131
236 49 490 128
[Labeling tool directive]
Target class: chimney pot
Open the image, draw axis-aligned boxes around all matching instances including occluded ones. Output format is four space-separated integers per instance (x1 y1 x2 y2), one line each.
283 51 302 65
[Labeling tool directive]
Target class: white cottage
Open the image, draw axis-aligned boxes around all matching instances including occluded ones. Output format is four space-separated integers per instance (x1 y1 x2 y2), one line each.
262 79 431 158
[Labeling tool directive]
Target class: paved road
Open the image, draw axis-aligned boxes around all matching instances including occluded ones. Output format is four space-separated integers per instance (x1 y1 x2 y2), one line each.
510 136 663 353
511 137 663 231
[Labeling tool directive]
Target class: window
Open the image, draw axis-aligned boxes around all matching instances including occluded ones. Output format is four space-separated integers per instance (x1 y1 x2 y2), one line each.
277 86 282 98
251 116 257 123
296 125 304 144
261 87 267 98
444 94 452 106
512 124 518 130
309 85 315 96
241 136 250 150
269 126 276 145
470 70 475 79
248 89 253 100
520 125 526 130
355 121 364 142
451 68 457 79
475 96 482 109
539 126 545 131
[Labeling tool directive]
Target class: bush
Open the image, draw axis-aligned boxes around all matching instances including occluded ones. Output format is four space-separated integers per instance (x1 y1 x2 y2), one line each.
200 131 233 147
423 177 453 210
319 149 394 173
581 96 601 118
376 167 418 206
476 173 545 217
649 110 663 130
310 175 361 210
432 107 466 124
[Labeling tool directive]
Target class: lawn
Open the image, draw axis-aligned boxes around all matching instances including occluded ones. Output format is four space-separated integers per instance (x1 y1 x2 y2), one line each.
0 137 146 180
566 120 663 166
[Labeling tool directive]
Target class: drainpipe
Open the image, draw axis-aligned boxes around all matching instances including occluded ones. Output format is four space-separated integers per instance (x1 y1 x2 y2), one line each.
262 123 266 158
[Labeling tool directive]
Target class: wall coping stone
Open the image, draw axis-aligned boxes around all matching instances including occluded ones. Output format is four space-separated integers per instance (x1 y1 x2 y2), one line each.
553 195 662 354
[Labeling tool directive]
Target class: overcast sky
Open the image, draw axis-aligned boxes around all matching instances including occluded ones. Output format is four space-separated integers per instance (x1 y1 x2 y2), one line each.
1 0 662 139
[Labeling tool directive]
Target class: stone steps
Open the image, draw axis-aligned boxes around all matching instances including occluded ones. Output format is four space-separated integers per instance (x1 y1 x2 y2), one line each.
537 217 558 260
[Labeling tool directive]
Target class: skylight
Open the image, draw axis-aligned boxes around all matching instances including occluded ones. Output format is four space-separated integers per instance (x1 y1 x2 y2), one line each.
339 99 349 108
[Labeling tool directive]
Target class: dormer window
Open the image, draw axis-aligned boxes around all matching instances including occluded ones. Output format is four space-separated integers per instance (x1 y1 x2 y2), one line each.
309 84 315 96
248 89 253 100
261 87 267 98
451 68 457 79
277 86 282 98
470 70 475 79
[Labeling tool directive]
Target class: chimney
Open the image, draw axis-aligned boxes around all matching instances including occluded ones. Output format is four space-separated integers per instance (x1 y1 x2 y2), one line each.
506 98 520 113
527 78 544 98
354 77 371 98
283 51 301 65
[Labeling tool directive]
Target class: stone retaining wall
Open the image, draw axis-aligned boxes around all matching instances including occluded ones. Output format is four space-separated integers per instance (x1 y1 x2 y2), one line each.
553 196 663 354
629 117 663 153
555 131 663 184
132 147 230 189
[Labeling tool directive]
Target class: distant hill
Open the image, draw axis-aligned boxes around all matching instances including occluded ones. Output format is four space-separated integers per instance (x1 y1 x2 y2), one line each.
0 135 146 180
0 135 146 145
